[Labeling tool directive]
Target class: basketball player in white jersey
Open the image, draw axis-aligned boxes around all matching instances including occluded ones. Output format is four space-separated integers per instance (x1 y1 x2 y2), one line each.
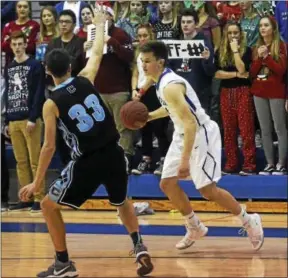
139 41 264 251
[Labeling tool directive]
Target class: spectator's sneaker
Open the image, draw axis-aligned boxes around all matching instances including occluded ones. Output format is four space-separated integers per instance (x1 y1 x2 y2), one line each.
222 168 237 175
259 164 275 176
238 213 264 251
132 159 152 175
154 158 164 176
131 243 154 277
1 202 9 212
176 222 208 250
30 202 41 213
239 169 256 176
37 259 78 278
9 202 33 211
272 164 287 176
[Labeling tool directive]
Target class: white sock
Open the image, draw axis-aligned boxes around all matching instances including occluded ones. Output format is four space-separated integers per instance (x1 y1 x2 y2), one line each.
184 211 200 227
237 208 251 225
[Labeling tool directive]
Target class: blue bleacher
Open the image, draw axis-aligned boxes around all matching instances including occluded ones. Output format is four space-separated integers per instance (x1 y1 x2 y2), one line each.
6 145 288 200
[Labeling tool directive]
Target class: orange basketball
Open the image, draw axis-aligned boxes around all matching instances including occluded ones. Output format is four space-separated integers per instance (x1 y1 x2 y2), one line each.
120 101 149 130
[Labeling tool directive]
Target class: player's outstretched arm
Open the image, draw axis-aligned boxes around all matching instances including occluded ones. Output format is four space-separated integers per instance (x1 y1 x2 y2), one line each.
33 99 58 189
148 107 169 122
163 83 197 161
78 7 106 84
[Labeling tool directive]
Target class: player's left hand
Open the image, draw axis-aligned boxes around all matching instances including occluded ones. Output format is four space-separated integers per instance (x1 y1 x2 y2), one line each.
26 121 36 133
19 183 37 202
178 160 190 179
93 4 106 26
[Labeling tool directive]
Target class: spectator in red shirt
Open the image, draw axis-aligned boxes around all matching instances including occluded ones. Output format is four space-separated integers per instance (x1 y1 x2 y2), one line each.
36 6 59 63
216 1 242 25
77 5 95 55
1 1 40 66
77 5 94 40
250 16 288 175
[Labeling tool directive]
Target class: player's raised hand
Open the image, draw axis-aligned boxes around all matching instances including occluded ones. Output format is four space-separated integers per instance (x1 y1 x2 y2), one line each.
93 4 106 26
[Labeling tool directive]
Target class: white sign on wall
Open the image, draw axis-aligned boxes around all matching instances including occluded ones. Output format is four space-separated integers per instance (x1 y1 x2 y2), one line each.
86 20 108 58
162 40 206 59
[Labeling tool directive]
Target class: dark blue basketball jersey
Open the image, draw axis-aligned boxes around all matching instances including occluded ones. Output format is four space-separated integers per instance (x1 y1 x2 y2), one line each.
49 76 119 159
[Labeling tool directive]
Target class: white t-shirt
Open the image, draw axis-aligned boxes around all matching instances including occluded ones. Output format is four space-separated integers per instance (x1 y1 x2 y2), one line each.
63 1 81 28
156 68 210 134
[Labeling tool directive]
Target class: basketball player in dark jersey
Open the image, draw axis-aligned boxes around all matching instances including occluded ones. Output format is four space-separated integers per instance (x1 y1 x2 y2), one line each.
19 8 153 278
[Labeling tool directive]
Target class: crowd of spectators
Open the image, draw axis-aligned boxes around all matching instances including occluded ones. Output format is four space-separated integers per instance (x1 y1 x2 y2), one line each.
1 0 288 211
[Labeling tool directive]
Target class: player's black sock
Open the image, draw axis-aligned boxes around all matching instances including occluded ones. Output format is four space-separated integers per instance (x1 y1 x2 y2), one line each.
130 231 143 247
56 250 69 263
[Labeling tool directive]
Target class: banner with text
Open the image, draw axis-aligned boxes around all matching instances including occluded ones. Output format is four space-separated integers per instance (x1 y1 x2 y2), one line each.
86 21 108 58
162 40 206 59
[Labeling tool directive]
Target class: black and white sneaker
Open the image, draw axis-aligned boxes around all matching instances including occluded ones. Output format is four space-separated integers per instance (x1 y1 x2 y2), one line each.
37 259 78 278
154 158 164 176
132 159 152 175
272 164 287 176
131 243 154 277
8 202 33 211
259 165 275 176
30 202 41 213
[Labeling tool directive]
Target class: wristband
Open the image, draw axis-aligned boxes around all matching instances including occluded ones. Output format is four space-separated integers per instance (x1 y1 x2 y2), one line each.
139 88 146 96
233 51 239 54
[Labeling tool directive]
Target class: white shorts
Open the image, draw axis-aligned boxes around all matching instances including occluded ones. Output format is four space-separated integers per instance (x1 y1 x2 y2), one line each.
162 120 222 189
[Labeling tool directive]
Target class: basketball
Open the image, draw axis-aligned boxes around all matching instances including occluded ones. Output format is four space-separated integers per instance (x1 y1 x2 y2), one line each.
120 101 149 130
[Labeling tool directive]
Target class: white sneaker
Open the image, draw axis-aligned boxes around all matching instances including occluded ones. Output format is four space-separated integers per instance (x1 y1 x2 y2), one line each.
239 213 264 251
176 223 208 250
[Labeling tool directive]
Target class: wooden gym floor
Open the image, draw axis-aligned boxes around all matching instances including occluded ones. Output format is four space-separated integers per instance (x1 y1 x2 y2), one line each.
1 211 287 277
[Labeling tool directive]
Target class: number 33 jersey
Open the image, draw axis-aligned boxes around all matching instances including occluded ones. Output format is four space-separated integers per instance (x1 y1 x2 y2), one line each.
49 76 119 158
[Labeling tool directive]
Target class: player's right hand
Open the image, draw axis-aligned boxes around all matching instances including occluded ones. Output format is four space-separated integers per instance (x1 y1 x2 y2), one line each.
94 4 106 26
132 89 141 101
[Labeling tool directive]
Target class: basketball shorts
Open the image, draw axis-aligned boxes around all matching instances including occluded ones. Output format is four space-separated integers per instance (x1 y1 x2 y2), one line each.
48 142 128 209
162 120 222 189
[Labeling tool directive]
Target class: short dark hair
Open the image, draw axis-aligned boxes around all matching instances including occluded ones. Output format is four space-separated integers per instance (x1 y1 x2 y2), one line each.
45 49 71 78
59 9 76 24
180 8 199 25
139 41 168 65
10 30 27 43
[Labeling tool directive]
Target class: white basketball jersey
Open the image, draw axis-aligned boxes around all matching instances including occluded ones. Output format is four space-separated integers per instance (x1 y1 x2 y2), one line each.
156 68 210 134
